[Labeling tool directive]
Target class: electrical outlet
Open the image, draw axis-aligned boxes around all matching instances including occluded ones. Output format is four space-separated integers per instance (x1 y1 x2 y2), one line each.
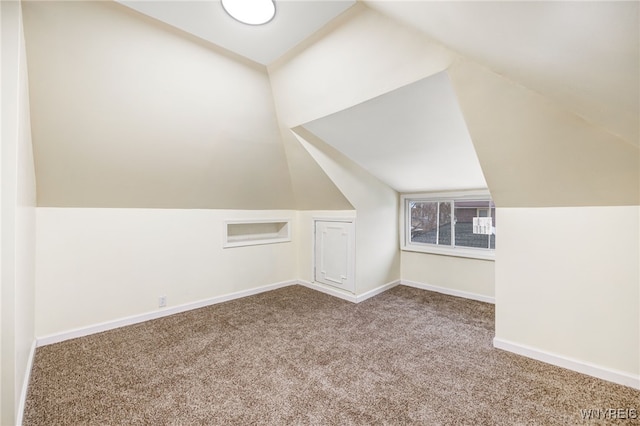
158 295 167 308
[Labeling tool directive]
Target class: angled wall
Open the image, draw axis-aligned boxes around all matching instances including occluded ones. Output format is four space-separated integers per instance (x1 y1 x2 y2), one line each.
22 0 294 209
275 123 353 211
1 2 37 423
448 58 638 208
448 58 639 386
269 4 490 297
268 3 456 129
292 128 399 295
269 4 454 295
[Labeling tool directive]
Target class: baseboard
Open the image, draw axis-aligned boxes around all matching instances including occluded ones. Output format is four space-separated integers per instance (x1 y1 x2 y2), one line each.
400 279 495 304
493 337 640 390
355 280 400 303
35 278 488 347
36 280 298 347
297 280 358 303
17 340 37 426
298 279 400 303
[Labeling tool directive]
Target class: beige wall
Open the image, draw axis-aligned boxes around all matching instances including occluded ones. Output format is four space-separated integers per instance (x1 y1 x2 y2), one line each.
268 4 455 129
276 124 353 210
1 1 37 423
22 1 295 209
401 252 494 300
449 58 639 208
495 206 639 378
35 208 298 337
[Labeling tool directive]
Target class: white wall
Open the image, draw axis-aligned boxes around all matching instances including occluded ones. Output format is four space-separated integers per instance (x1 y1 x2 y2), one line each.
495 206 639 385
292 129 400 294
35 209 298 337
401 252 494 300
1 1 37 423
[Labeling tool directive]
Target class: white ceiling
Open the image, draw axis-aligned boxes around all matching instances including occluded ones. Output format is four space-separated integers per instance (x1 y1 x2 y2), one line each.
302 72 487 193
117 0 356 65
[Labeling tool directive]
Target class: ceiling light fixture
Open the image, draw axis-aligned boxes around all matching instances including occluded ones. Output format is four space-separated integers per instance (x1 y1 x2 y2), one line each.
221 0 276 26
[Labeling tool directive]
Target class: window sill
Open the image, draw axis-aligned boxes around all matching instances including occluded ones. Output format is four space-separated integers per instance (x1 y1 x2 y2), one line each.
402 244 495 261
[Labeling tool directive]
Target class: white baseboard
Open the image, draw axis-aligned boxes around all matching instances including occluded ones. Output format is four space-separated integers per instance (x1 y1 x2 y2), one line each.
400 279 495 304
297 280 358 303
36 280 298 347
297 279 400 303
355 280 400 303
36 279 400 347
35 278 490 348
17 340 36 426
493 337 640 390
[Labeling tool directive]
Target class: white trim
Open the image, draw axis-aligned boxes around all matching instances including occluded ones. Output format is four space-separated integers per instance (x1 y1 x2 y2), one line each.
17 340 37 426
493 337 640 390
312 217 357 293
298 279 400 304
36 280 297 347
311 215 356 222
400 279 495 304
298 280 357 303
399 190 496 261
401 189 491 200
223 218 292 248
402 245 495 260
36 279 401 348
355 280 400 303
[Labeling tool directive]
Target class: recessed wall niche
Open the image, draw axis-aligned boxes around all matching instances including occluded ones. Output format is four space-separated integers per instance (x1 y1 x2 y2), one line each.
223 219 292 248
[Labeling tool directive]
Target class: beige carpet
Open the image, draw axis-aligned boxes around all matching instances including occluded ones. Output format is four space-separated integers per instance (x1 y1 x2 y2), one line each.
24 285 639 425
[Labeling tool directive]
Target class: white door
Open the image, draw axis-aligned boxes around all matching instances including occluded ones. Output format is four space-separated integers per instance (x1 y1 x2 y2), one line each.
314 220 355 292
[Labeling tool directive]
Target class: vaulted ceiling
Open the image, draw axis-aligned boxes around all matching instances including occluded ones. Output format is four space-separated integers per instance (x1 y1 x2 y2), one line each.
302 72 487 193
116 0 638 146
21 0 639 209
368 1 639 146
116 0 356 65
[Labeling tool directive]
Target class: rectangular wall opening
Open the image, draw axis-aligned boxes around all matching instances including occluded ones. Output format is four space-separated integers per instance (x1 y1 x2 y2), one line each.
224 219 291 248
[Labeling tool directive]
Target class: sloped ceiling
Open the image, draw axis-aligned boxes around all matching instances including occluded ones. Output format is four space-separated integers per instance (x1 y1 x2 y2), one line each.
367 1 639 146
302 72 487 193
116 0 356 65
118 0 638 146
23 1 299 209
22 0 639 210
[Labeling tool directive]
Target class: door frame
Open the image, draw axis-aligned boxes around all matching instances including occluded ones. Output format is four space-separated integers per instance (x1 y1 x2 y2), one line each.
312 217 356 293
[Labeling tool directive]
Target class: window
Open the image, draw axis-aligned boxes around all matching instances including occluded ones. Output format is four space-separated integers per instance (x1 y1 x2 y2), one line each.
401 191 495 260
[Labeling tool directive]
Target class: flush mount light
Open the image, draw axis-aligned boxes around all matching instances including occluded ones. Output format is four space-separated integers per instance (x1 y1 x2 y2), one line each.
221 0 276 26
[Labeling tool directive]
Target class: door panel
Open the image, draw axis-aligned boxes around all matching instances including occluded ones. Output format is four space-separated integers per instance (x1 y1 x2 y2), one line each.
314 220 355 292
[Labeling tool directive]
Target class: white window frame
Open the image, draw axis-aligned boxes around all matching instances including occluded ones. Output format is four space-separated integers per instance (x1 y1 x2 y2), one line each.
400 190 495 261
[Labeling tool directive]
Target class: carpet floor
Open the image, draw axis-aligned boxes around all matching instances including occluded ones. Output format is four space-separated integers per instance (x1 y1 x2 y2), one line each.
24 285 639 425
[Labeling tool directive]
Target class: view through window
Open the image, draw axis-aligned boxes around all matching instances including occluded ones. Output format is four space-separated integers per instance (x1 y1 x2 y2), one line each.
406 195 495 256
